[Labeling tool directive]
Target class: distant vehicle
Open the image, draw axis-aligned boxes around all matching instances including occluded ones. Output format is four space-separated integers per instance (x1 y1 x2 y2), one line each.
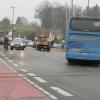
53 43 58 48
0 37 4 45
28 40 34 48
66 16 100 64
10 38 26 50
23 39 27 48
36 36 51 51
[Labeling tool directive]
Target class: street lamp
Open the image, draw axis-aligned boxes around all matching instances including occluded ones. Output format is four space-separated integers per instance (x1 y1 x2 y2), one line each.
11 6 16 40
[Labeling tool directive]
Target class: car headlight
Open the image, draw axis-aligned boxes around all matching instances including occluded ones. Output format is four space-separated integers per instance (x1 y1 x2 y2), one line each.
21 43 24 46
11 43 14 45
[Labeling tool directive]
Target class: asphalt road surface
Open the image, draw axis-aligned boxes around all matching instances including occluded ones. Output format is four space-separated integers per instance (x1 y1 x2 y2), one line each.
1 47 100 100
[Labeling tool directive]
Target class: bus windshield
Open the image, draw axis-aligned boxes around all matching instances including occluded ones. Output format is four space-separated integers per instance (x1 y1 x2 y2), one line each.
71 18 100 32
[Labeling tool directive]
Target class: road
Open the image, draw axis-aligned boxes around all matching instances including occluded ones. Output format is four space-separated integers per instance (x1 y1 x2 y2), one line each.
1 47 100 100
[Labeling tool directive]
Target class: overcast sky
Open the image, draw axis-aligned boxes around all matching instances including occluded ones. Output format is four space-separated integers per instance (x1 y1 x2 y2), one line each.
0 0 100 23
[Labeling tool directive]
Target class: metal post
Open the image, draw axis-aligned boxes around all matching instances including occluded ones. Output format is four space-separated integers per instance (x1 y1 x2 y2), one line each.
72 0 74 16
87 0 90 16
88 0 89 9
11 6 16 40
66 2 68 27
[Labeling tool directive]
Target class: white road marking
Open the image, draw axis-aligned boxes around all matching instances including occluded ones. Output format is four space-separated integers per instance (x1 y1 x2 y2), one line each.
87 68 96 71
20 69 28 72
48 94 58 100
29 81 35 85
0 58 17 73
42 90 50 95
50 87 74 96
36 86 44 91
13 63 19 67
23 77 31 82
8 60 13 63
18 74 24 77
23 77 58 99
27 73 37 77
33 77 47 83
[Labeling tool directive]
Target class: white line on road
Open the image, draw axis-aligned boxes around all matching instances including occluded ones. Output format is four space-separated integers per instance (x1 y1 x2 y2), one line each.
23 77 58 99
23 77 31 82
50 87 74 96
8 60 13 63
33 77 47 83
13 63 19 67
87 68 96 71
27 73 37 77
0 58 17 73
18 74 24 77
42 90 50 95
20 69 28 72
48 94 58 100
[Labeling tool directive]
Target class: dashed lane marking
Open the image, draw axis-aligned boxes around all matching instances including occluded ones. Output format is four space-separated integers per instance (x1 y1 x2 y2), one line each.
27 73 37 77
13 63 19 67
0 58 17 73
48 94 58 100
50 87 74 96
42 90 50 95
8 60 13 63
18 74 24 77
23 77 58 100
87 68 96 71
20 69 28 72
33 77 47 83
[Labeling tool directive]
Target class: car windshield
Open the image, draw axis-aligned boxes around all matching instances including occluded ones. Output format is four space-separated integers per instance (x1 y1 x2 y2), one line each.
71 18 100 32
13 38 23 43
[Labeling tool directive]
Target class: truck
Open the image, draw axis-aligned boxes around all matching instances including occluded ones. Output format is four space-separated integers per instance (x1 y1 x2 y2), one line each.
34 28 52 51
35 34 51 51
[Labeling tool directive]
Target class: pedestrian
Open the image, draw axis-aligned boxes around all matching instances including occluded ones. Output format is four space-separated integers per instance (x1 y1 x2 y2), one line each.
3 36 9 52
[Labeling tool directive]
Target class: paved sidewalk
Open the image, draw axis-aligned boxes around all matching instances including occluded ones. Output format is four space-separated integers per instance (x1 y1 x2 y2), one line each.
0 58 51 100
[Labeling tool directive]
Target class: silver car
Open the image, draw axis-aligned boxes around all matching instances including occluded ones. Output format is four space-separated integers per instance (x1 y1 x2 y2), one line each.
10 38 25 50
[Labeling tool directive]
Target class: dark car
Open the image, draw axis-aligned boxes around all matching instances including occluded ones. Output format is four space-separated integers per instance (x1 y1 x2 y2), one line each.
10 38 26 50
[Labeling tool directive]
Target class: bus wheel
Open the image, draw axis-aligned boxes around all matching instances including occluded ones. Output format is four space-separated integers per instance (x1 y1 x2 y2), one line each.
67 59 74 64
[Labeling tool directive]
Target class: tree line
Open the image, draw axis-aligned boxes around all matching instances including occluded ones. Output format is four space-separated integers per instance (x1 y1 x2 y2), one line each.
35 1 100 34
0 1 100 35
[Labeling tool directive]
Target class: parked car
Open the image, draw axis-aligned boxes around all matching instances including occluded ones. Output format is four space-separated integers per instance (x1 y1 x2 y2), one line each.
10 38 26 50
0 37 4 45
28 40 34 48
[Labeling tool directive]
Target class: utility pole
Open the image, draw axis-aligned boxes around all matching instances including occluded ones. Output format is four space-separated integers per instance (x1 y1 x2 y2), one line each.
71 0 74 16
66 2 68 27
88 0 89 9
11 6 16 40
87 0 90 16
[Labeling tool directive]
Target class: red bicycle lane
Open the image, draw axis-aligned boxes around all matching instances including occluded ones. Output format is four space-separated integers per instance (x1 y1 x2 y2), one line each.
0 58 51 100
